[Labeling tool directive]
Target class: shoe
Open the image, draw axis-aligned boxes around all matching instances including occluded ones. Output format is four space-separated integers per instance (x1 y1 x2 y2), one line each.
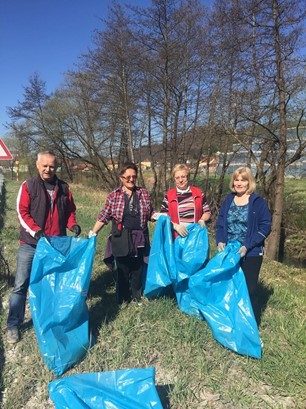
7 327 20 344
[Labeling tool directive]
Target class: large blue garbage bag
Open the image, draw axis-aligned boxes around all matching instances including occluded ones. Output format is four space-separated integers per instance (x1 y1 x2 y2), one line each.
144 215 177 298
48 367 163 409
189 242 262 359
174 223 209 282
173 223 209 318
29 236 97 376
146 219 261 358
144 216 209 299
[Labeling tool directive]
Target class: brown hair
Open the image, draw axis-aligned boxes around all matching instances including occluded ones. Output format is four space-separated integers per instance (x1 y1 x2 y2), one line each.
229 166 256 194
119 162 138 177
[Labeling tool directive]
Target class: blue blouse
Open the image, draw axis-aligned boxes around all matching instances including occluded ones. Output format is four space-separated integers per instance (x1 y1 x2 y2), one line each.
227 201 248 244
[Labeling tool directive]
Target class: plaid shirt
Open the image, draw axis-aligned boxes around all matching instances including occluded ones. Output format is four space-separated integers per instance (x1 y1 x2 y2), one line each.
97 186 154 229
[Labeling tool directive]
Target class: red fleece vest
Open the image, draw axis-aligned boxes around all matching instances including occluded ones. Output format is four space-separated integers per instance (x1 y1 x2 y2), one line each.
167 186 203 238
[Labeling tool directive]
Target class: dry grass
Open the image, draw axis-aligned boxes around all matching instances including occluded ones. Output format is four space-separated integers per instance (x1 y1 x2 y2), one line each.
1 179 306 408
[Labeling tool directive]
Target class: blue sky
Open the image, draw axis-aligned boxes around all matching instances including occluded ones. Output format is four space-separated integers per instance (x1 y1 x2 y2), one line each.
0 0 153 137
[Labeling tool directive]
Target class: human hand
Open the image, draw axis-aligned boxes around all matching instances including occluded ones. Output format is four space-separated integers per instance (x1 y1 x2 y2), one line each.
70 225 81 237
173 223 188 237
217 242 225 252
237 246 247 258
198 219 205 228
88 230 97 238
34 230 46 241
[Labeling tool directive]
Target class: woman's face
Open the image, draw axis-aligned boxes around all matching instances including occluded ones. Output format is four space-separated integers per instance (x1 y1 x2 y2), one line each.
233 174 249 196
120 168 137 192
174 170 189 190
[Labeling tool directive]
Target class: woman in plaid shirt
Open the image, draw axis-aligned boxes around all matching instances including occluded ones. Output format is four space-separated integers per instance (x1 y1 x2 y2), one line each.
89 162 155 305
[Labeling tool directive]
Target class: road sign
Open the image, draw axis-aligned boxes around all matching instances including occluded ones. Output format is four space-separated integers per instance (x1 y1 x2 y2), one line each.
0 139 13 160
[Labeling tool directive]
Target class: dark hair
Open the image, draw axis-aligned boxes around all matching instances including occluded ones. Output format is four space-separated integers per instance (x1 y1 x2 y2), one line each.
119 162 138 176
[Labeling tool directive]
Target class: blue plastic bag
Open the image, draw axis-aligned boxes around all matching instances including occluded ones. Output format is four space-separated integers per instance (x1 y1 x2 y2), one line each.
146 219 261 358
144 216 209 299
29 236 96 376
48 367 163 409
173 223 209 318
189 242 262 359
174 223 209 282
144 215 177 298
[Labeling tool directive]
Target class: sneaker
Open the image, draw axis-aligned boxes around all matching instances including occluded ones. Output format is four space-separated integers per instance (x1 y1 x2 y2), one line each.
7 327 20 344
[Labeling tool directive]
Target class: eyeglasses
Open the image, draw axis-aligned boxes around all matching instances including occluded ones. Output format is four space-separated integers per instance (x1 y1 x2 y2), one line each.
175 175 188 180
121 175 137 180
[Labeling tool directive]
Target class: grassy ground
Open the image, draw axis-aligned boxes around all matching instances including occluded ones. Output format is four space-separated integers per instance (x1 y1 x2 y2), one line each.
0 180 306 408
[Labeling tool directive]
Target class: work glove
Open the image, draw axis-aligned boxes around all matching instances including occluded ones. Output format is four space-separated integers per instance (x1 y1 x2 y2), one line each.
217 242 225 252
198 219 206 228
34 230 46 241
237 245 247 258
173 223 188 237
70 224 81 237
88 230 97 238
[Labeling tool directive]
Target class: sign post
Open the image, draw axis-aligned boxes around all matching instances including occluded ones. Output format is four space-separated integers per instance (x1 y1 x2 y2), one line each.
0 139 13 160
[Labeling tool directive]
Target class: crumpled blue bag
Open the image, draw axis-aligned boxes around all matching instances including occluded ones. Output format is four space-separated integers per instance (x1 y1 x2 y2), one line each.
145 218 262 358
144 216 209 311
189 242 262 359
48 367 163 409
29 236 96 376
173 222 209 318
144 215 177 298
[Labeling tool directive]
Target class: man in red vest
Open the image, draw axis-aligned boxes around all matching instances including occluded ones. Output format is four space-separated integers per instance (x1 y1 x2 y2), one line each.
6 150 81 344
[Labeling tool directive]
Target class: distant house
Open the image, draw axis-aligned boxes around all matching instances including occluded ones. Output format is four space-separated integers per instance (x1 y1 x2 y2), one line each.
72 163 94 172
198 155 220 175
139 161 152 170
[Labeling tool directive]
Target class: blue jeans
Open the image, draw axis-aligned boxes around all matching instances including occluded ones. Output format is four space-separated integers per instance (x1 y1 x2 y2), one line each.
7 243 36 329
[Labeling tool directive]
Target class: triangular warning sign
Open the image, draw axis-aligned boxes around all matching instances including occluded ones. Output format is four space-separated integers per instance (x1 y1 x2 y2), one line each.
0 139 13 160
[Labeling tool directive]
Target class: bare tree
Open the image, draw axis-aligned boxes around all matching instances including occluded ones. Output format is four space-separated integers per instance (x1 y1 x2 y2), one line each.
212 0 306 260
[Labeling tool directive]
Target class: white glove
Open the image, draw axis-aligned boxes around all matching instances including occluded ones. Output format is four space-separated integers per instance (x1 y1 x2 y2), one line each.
88 230 97 238
173 223 188 237
237 245 247 258
217 242 225 252
198 219 205 228
152 212 166 221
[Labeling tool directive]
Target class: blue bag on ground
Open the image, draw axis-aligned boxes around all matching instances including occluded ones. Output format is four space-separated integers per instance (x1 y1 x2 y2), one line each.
48 367 163 409
189 242 262 359
29 236 96 376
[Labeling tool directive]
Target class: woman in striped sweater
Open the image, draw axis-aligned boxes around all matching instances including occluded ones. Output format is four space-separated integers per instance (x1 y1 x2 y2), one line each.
159 164 211 238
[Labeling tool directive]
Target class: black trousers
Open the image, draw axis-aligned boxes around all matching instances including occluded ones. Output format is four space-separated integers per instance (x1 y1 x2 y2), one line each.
240 255 263 321
115 249 144 304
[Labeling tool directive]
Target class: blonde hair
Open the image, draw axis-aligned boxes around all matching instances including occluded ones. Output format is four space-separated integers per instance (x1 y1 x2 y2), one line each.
171 164 190 179
229 167 256 194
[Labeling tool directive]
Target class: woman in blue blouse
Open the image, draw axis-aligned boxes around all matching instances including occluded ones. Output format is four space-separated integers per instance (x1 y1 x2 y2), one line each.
216 167 271 317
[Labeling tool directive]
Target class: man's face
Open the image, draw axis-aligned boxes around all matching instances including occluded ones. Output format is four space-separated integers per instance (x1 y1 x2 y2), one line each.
36 154 57 181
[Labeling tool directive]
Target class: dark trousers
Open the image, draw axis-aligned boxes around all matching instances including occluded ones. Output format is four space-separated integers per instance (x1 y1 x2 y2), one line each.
115 250 144 304
240 255 263 321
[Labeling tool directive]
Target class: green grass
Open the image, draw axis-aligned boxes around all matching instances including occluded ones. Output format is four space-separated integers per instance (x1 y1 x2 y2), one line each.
1 180 306 408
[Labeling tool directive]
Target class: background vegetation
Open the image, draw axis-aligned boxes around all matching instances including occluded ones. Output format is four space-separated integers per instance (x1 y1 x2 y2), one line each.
1 179 305 408
2 0 306 261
